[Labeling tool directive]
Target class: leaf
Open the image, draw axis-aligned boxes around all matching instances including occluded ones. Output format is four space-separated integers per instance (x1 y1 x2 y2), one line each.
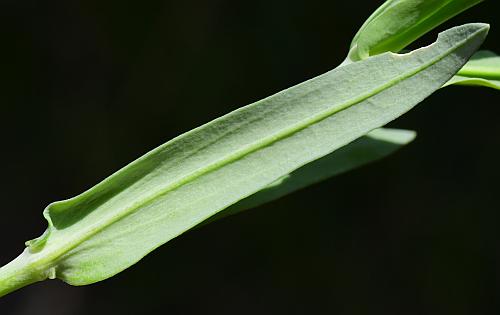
0 23 489 297
447 75 500 89
204 128 416 224
459 50 500 78
347 0 484 61
445 50 500 89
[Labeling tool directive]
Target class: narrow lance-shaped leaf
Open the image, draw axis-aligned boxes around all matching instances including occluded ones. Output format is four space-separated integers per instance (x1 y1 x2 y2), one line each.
446 50 500 89
347 0 484 62
0 23 489 297
206 128 416 224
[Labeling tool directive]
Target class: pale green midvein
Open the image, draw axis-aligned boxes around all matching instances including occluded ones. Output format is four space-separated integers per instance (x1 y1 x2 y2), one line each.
36 31 474 276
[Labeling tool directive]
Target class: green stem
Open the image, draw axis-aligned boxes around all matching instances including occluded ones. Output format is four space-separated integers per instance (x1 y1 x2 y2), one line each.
0 250 45 297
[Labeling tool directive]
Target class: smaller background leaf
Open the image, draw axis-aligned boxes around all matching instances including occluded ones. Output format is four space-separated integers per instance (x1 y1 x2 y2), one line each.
348 0 484 61
446 50 500 89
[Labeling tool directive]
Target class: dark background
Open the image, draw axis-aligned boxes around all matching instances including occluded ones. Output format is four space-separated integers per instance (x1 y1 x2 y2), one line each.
0 0 499 314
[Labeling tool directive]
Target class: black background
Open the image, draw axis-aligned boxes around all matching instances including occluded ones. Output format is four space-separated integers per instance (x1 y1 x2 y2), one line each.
0 0 499 314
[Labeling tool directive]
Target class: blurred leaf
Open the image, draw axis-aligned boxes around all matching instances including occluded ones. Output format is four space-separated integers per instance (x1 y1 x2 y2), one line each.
347 0 484 61
446 50 500 89
447 75 500 89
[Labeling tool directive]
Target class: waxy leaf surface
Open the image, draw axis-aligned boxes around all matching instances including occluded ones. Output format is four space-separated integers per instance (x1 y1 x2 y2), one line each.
0 23 488 297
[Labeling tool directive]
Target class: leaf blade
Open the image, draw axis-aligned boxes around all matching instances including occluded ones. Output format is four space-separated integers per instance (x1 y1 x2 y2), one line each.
1 23 488 289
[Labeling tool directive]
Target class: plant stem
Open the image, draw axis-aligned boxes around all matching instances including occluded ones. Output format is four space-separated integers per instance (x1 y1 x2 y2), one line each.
0 250 45 297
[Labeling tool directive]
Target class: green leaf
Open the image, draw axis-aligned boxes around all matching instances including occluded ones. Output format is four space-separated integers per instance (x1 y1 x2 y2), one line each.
204 128 416 224
447 75 500 89
348 0 484 61
0 23 488 297
445 50 500 89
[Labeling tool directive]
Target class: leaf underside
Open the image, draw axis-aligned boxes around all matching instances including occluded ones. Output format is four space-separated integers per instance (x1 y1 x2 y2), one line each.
3 23 488 288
